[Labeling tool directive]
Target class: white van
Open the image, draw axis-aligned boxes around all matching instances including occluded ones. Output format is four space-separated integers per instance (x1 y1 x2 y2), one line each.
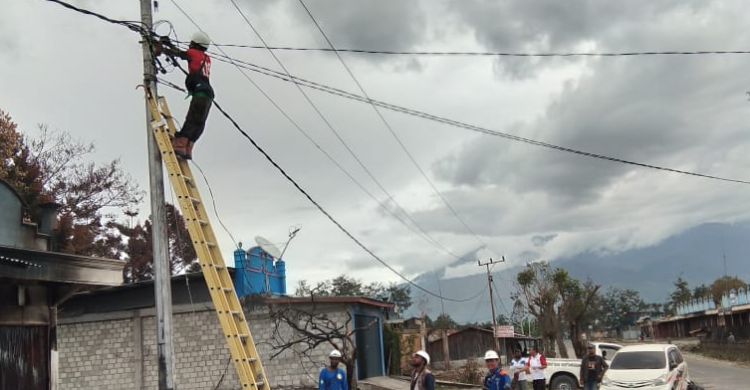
600 344 689 390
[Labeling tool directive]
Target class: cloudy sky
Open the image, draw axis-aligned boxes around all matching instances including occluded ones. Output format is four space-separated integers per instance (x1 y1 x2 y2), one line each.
3 0 750 295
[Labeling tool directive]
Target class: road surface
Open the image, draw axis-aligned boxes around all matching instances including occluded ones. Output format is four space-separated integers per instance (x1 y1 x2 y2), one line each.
685 352 750 389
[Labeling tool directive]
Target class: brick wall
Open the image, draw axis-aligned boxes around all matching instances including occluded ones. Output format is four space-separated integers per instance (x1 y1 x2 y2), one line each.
58 302 353 389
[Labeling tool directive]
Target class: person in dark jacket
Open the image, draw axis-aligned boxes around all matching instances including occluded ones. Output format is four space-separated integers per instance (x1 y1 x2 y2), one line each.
154 31 214 160
579 344 608 390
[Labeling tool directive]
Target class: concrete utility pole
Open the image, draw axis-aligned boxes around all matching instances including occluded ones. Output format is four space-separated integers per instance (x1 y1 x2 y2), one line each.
140 0 175 388
478 257 505 353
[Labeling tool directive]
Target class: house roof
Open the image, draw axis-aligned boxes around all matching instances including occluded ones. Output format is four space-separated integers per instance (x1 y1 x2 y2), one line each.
264 296 395 309
0 244 125 286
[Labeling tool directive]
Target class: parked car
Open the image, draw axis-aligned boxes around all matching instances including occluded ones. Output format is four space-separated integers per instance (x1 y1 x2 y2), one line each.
545 342 622 390
600 344 689 390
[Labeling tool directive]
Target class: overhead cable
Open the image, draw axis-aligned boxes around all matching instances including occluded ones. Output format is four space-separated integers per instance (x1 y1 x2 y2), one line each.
297 0 497 253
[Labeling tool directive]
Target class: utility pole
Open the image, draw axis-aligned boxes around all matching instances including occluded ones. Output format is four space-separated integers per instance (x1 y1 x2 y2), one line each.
478 257 504 353
140 0 175 388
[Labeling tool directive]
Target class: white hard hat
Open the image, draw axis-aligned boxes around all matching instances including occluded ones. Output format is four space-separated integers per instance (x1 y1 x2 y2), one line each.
329 350 342 358
484 350 500 360
190 31 210 48
414 350 430 365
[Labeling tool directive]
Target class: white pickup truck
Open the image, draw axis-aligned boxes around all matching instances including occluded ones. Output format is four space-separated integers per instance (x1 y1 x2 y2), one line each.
544 342 622 390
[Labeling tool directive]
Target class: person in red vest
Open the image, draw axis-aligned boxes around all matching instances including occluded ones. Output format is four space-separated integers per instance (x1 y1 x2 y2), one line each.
155 31 214 160
526 346 547 390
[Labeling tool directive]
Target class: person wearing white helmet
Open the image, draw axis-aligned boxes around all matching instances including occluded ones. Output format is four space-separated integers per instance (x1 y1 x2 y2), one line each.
154 31 214 160
319 349 348 390
409 351 435 390
483 350 512 390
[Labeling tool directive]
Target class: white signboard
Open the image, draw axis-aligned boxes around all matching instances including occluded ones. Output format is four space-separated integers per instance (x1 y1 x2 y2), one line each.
495 325 514 338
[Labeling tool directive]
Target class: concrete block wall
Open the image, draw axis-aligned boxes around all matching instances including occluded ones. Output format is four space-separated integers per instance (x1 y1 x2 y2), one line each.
58 302 353 389
58 319 136 389
245 305 350 388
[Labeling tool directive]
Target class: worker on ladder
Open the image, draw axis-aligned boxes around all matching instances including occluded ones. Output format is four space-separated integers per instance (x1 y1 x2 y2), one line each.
154 31 214 160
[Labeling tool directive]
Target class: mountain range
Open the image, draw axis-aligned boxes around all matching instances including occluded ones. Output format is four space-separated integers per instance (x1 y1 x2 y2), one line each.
403 222 750 324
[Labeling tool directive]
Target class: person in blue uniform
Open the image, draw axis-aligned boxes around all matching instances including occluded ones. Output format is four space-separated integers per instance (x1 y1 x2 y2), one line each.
319 350 348 390
484 350 512 390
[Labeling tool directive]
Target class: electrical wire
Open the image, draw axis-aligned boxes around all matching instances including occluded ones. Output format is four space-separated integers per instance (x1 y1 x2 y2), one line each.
297 0 496 253
203 53 750 185
191 160 240 248
192 43 750 58
147 1 485 302
42 0 750 186
225 0 467 260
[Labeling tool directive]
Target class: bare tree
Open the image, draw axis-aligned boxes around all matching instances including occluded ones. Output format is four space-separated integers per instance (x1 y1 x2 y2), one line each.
267 300 377 390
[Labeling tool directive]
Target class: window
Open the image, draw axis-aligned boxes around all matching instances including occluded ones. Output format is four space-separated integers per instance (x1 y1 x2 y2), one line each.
610 351 666 370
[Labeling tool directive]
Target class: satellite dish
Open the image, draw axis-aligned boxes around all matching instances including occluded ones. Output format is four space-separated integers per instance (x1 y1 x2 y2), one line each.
254 236 282 259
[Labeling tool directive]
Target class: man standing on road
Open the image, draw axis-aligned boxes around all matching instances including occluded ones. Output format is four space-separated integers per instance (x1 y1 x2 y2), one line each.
319 350 348 390
410 351 435 390
509 349 528 390
579 343 608 390
526 346 547 390
483 350 512 390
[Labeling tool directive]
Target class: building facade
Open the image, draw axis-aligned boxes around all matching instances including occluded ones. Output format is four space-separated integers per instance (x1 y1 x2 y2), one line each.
57 273 393 389
0 178 124 390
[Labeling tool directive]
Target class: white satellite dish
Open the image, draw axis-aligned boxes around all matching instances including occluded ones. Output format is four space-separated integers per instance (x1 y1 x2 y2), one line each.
255 236 282 259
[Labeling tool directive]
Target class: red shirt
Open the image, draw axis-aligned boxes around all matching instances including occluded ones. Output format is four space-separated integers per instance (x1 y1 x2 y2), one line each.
186 48 211 78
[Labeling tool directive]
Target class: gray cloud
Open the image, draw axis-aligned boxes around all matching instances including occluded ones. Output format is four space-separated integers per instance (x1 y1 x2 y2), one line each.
451 0 711 79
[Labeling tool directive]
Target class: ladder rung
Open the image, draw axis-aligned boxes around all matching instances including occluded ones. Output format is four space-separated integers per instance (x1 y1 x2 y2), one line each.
238 334 249 339
255 381 265 387
182 175 194 184
214 264 226 270
230 310 241 316
246 357 257 363
197 219 209 226
189 197 201 204
205 241 217 248
222 287 233 293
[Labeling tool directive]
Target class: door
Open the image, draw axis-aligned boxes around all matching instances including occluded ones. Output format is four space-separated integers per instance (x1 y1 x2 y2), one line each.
0 326 49 390
354 314 383 379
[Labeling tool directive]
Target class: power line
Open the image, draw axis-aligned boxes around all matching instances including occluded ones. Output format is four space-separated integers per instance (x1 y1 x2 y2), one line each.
297 0 496 253
42 0 750 186
41 0 483 303
224 0 467 259
203 53 750 185
182 43 750 58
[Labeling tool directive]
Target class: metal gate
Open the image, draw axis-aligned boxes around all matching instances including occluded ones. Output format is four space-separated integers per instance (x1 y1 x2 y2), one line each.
354 315 383 379
0 326 49 390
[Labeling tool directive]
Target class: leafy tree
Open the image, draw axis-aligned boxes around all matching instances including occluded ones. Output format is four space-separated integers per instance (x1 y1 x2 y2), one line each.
113 204 197 283
667 276 692 313
710 276 746 307
693 284 711 300
432 313 459 330
515 263 566 357
294 275 412 312
595 287 646 332
0 112 142 257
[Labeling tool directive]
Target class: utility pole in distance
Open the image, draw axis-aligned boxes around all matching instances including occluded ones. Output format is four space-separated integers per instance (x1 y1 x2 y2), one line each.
140 0 175 388
478 257 505 353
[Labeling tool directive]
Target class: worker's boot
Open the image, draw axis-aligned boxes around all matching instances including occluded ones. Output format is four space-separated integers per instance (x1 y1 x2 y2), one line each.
172 137 189 159
185 141 195 160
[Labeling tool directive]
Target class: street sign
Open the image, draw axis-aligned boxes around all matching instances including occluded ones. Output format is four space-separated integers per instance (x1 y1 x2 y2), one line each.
495 325 514 338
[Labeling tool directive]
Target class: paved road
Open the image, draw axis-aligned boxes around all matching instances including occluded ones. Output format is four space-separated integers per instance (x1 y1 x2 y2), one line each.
684 353 750 389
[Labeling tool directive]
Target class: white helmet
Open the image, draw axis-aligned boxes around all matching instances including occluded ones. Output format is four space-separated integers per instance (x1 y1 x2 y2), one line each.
329 350 342 358
190 31 210 48
414 350 430 365
484 350 500 360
